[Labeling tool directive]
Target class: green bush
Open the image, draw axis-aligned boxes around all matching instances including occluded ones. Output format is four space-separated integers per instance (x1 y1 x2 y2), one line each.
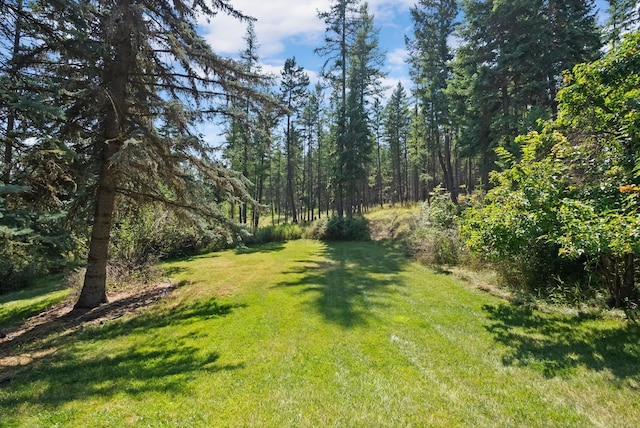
409 227 460 266
110 203 218 266
306 216 370 241
244 223 304 245
0 244 36 292
408 190 462 266
458 131 601 297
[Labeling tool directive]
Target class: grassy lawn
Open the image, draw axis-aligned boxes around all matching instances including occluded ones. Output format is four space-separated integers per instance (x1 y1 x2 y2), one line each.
1 239 639 426
0 275 70 329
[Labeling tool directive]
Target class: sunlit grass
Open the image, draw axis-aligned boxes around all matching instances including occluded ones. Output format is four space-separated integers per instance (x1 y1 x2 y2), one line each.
1 240 639 426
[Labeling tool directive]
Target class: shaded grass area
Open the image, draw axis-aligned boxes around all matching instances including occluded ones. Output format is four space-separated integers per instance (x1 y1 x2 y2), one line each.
275 241 406 327
1 240 639 426
484 303 640 380
0 275 70 329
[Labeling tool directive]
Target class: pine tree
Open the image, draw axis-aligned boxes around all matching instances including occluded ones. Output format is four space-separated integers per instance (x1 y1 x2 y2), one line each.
301 84 323 221
24 0 272 309
451 0 601 186
279 57 309 224
316 0 361 217
343 3 385 215
370 97 386 207
0 0 75 289
384 83 411 205
606 0 640 45
407 0 459 202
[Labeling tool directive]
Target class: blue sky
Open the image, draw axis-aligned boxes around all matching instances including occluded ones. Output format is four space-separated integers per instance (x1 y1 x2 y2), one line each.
197 0 611 146
200 0 422 94
201 0 611 89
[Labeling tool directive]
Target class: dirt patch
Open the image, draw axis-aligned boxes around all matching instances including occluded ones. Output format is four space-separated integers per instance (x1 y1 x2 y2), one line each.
0 280 177 363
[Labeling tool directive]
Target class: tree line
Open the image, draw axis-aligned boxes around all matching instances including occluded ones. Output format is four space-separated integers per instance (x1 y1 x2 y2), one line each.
0 0 638 308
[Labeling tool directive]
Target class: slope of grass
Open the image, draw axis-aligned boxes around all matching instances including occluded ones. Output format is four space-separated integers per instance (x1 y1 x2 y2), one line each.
1 240 639 426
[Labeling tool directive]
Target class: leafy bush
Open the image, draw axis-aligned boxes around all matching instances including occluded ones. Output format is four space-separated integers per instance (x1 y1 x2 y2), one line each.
459 34 640 306
459 131 594 292
408 188 461 266
244 223 304 245
458 126 635 305
306 216 370 241
110 203 221 265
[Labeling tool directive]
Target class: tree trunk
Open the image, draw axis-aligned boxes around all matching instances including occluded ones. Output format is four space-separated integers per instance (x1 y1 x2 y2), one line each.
76 150 118 308
622 253 636 305
600 253 637 308
252 154 266 230
286 116 297 223
76 1 133 309
437 130 458 204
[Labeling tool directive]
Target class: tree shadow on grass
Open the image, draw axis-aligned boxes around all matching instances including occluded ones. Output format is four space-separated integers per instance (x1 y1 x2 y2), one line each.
235 241 286 255
0 291 246 411
1 282 184 352
1 339 244 411
276 241 407 328
483 303 640 381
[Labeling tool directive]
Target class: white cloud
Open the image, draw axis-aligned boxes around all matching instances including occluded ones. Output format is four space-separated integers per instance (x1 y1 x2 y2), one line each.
200 0 329 58
200 1 415 58
387 47 408 72
368 0 414 23
380 75 412 100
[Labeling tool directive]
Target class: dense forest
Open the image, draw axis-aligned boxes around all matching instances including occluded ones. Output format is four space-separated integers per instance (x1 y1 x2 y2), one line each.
1 0 639 310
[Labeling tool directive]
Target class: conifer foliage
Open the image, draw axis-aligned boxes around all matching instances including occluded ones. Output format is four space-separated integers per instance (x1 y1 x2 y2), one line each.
72 0 271 309
1 1 271 308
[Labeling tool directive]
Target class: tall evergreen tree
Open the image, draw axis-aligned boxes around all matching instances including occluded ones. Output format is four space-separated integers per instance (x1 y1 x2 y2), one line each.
407 0 459 202
370 97 386 207
279 57 309 224
0 0 82 289
606 0 640 45
0 0 24 185
224 21 275 227
344 3 386 215
384 82 411 205
540 0 601 118
23 1 273 309
301 83 324 221
316 0 361 217
450 0 601 187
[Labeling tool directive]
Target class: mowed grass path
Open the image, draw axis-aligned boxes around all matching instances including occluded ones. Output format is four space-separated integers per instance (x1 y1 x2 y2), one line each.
2 240 640 426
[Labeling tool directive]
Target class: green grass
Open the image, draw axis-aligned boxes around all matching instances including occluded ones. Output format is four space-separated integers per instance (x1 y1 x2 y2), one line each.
1 240 639 426
0 275 70 329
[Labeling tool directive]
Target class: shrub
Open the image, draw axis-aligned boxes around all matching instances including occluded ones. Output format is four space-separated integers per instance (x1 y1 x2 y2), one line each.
244 223 304 245
110 203 221 263
408 189 462 266
306 216 370 241
409 227 460 266
458 131 603 298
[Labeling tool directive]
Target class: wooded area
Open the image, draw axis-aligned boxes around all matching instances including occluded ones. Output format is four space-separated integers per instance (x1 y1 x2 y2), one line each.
1 0 639 309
